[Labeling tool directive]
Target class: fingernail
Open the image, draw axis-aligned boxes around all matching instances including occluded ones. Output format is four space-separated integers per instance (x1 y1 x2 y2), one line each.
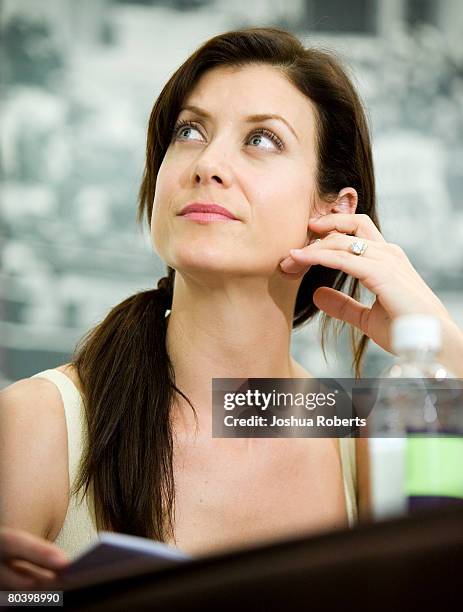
309 217 319 222
290 248 304 256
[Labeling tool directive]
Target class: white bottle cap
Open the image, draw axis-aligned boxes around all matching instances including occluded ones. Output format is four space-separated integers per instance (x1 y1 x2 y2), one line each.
391 314 441 353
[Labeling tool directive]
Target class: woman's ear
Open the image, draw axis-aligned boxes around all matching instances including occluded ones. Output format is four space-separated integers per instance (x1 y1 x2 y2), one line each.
329 187 358 215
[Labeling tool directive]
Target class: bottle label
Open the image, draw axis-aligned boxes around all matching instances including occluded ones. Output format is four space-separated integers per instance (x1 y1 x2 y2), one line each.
406 434 463 508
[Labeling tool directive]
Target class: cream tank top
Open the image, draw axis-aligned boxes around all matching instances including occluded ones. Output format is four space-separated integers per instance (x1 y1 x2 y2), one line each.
31 368 358 559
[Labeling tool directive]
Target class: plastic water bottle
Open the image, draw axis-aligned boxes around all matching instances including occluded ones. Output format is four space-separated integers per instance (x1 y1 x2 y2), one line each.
369 314 463 520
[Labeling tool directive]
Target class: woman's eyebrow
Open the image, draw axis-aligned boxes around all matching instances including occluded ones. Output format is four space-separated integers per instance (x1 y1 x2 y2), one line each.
179 104 299 142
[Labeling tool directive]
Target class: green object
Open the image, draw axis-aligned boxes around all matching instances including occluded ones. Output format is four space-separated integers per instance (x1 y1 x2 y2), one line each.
406 435 463 499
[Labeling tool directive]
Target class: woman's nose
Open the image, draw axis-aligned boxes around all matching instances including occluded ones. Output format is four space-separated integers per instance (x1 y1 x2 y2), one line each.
194 171 223 185
190 145 233 188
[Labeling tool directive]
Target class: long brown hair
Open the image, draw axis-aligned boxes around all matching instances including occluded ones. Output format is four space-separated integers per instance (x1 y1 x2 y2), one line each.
71 27 379 542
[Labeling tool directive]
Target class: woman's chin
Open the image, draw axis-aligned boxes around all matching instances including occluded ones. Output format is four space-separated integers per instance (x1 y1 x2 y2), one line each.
172 256 239 274
164 244 283 277
168 244 232 269
169 256 282 280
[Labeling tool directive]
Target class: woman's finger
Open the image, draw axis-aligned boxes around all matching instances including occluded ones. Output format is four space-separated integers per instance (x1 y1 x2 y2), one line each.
309 213 386 242
280 222 391 274
280 257 311 274
295 234 387 260
312 287 371 335
282 247 372 283
0 527 69 569
7 559 57 582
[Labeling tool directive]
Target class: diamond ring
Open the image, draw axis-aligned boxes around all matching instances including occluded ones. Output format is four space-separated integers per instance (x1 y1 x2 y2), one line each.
349 238 368 256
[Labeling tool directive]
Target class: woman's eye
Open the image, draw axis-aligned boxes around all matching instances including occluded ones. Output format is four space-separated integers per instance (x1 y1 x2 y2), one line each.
172 121 204 142
248 130 284 151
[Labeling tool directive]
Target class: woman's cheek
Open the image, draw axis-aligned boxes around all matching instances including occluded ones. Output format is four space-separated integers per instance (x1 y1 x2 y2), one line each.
151 206 167 256
267 203 308 244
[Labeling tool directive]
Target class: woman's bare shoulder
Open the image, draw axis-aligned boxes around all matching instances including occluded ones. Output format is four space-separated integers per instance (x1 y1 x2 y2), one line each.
1 363 84 415
0 370 71 539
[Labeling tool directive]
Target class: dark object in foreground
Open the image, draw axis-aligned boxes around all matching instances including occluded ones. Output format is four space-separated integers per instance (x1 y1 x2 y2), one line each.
61 504 463 611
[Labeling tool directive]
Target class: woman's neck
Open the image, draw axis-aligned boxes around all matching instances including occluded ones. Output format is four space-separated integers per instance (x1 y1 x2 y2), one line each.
165 274 302 429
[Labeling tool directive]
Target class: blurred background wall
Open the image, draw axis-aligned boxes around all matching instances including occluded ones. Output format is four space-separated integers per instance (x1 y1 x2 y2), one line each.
1 0 462 386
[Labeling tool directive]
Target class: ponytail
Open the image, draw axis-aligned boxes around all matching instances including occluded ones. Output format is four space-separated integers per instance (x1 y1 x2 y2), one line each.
71 268 195 542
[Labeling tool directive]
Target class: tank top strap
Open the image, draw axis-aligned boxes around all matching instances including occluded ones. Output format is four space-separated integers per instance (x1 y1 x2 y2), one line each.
30 368 87 490
338 437 358 527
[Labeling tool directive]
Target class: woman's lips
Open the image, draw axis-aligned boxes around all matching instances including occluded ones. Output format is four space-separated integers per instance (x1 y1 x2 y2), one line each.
180 212 238 222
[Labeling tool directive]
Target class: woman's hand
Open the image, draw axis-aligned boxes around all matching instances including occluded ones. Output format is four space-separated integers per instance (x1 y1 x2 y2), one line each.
280 213 463 372
0 526 69 589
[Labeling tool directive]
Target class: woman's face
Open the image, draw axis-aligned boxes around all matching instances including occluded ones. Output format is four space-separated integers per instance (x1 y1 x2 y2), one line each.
152 63 320 278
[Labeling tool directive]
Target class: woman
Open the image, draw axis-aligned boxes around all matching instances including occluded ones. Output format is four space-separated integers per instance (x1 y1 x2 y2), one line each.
1 26 462 588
